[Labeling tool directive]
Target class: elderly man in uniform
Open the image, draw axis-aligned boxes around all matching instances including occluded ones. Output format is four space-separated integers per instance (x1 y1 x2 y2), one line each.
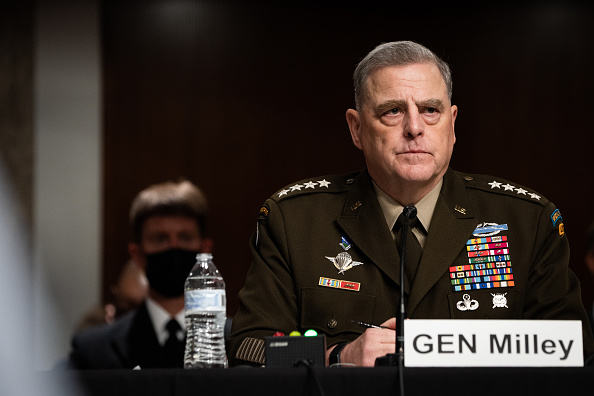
227 41 594 367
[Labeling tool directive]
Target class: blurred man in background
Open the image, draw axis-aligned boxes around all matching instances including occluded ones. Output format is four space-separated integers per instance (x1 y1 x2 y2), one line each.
70 180 212 369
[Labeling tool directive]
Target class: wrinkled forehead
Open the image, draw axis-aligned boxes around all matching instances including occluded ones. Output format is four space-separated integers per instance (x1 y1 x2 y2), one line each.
363 63 449 105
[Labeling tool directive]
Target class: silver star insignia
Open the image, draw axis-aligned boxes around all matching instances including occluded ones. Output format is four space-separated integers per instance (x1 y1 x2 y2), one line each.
488 181 502 189
277 189 290 197
317 179 331 188
303 181 317 189
325 252 363 274
515 188 528 195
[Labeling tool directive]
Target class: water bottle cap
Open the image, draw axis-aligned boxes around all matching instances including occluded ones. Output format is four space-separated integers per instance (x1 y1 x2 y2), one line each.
196 253 213 261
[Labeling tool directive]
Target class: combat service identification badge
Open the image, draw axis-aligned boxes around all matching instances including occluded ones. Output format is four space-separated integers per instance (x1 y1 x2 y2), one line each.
550 209 565 238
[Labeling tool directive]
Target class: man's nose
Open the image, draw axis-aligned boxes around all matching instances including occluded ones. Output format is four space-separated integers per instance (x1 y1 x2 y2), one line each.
168 237 181 249
403 109 424 138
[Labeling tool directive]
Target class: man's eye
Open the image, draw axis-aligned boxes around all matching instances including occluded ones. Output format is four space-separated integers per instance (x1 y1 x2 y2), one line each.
386 108 401 115
426 107 437 114
179 234 193 242
151 234 168 244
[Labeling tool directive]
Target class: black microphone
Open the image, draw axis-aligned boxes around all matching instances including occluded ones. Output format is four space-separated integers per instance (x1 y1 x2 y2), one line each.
397 205 417 356
376 205 417 372
375 205 416 396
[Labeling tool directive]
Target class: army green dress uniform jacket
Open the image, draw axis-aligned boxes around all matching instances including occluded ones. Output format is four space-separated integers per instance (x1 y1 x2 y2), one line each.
227 168 594 365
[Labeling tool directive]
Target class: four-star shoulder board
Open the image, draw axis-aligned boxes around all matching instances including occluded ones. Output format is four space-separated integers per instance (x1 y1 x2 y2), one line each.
461 174 547 205
271 174 357 202
276 178 333 199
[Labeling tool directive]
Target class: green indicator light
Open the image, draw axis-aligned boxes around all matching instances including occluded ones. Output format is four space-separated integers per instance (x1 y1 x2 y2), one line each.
304 329 318 337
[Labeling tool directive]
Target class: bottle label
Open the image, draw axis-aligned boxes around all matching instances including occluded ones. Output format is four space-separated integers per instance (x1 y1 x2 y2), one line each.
185 289 226 313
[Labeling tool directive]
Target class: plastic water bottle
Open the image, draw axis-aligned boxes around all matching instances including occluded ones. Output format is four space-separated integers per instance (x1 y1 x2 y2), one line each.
184 253 227 368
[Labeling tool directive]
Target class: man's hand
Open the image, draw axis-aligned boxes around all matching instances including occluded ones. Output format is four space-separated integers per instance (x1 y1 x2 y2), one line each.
326 317 396 367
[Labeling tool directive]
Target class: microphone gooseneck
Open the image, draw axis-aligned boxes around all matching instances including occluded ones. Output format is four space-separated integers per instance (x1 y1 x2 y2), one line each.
397 205 416 356
376 204 417 396
397 205 416 396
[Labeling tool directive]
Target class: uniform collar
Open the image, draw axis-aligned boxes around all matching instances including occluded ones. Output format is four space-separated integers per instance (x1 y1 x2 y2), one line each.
372 178 443 248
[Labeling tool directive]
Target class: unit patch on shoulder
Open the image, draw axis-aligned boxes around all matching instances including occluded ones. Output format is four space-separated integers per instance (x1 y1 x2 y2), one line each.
550 209 562 226
258 204 269 221
550 209 565 237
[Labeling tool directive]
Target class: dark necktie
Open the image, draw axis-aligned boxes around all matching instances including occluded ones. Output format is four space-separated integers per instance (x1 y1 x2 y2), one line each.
163 319 184 368
393 208 425 285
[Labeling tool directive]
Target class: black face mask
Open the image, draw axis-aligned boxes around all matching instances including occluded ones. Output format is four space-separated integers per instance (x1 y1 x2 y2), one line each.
144 248 199 298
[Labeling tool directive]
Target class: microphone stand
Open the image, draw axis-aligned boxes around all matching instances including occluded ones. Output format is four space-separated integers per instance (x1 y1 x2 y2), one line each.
375 205 417 396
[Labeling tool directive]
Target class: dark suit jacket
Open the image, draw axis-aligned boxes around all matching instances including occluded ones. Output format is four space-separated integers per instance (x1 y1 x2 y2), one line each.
227 168 594 365
70 302 179 369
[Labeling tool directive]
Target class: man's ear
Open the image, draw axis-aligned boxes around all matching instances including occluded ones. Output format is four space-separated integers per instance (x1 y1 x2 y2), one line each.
451 104 458 144
128 242 146 271
346 109 363 150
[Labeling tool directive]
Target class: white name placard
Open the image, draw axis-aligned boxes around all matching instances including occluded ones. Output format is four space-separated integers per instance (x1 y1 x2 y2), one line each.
404 320 583 367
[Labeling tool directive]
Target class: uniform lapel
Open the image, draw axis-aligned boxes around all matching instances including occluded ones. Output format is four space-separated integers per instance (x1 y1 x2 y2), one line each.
408 169 478 315
336 170 408 291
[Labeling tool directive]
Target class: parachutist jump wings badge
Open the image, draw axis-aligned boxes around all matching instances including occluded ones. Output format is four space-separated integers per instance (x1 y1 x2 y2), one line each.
325 252 363 274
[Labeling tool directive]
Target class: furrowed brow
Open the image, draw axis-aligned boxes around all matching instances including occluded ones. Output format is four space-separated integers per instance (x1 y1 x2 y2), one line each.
416 98 445 110
376 100 407 114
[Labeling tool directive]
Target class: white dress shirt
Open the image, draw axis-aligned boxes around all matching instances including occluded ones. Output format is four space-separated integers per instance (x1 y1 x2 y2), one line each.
145 297 185 346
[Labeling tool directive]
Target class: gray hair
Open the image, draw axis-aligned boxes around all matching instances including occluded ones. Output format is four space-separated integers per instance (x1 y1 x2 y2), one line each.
353 41 453 110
